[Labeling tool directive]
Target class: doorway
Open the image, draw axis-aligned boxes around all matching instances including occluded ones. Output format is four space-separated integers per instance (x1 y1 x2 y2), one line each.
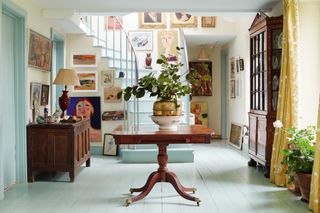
0 3 27 200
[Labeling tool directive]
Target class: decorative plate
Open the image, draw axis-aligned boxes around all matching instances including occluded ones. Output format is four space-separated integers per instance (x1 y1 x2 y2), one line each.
277 32 283 49
272 75 279 90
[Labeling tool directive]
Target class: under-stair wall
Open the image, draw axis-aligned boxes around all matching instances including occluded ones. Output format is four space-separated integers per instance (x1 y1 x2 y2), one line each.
68 15 194 162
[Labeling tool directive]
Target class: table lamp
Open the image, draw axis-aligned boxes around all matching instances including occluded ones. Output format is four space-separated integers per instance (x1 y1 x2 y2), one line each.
53 68 80 118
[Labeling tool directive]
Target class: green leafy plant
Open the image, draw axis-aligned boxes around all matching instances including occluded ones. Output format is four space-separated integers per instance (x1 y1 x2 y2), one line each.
118 47 210 107
274 120 317 183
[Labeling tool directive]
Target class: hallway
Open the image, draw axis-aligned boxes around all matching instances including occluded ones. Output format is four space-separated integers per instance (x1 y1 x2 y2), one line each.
0 141 309 213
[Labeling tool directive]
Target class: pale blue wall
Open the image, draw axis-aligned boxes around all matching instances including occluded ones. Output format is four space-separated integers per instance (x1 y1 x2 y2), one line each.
0 0 27 200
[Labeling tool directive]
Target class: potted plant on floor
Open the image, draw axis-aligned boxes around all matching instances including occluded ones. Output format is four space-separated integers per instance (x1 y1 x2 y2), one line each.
273 120 317 202
118 47 210 130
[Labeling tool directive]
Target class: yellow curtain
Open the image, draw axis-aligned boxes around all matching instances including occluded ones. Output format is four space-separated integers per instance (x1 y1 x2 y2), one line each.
270 0 299 186
310 96 320 212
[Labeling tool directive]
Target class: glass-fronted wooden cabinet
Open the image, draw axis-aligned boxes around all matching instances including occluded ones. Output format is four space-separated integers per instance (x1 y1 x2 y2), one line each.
248 13 283 177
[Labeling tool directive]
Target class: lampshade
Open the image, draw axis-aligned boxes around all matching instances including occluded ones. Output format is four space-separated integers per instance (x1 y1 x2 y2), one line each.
197 48 210 61
53 69 80 86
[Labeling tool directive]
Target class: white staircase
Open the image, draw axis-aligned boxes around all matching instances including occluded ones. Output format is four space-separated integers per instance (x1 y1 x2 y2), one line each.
79 15 194 162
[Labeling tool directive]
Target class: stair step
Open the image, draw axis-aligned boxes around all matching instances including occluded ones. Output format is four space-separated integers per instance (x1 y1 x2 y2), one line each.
119 147 194 163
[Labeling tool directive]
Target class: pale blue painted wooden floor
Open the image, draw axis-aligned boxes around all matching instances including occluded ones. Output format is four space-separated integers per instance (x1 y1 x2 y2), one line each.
0 140 310 213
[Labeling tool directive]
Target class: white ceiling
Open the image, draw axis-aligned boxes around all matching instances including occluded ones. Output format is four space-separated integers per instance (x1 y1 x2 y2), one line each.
34 0 280 14
185 35 235 47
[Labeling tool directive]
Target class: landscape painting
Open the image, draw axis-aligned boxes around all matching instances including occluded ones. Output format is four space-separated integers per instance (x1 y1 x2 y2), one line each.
74 71 98 92
71 53 97 67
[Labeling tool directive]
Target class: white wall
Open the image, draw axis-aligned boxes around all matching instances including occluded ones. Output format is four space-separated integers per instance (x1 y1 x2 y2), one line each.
222 16 254 129
11 0 65 121
187 46 221 134
298 1 320 127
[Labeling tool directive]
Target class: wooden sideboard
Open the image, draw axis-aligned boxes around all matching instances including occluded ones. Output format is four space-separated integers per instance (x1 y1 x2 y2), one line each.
27 119 91 182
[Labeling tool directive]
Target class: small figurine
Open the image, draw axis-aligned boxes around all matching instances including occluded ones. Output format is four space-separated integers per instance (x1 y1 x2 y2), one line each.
145 53 152 69
52 109 60 123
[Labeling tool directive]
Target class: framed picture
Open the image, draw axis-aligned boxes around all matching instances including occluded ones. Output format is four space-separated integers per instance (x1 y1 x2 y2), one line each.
139 12 166 29
67 97 101 142
201 16 216 28
71 52 97 67
40 84 49 106
101 70 114 88
106 16 122 30
103 134 118 156
157 30 179 62
189 61 212 96
102 110 126 121
230 80 236 99
191 102 208 126
239 58 244 71
128 31 153 51
30 82 42 109
229 123 243 150
104 86 122 103
236 59 240 73
28 30 52 71
170 13 197 28
74 71 98 92
230 57 237 79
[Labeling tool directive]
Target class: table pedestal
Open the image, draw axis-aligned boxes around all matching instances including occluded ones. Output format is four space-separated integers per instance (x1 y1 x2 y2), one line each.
126 144 200 206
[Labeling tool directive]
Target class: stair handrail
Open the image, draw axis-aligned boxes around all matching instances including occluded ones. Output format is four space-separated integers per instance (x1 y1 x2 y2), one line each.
179 28 191 124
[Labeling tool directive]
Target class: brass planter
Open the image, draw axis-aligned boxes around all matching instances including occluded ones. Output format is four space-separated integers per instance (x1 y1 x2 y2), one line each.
153 101 182 116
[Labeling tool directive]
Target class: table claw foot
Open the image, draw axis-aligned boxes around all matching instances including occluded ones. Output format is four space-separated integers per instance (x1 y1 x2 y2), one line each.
125 199 132 206
192 187 197 194
195 198 201 206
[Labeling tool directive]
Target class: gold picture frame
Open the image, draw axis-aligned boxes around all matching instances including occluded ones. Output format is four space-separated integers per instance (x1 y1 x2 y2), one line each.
229 123 243 150
139 12 166 29
201 16 216 28
170 13 197 28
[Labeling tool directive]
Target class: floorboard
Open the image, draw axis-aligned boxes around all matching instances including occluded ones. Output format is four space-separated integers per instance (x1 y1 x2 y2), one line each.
0 140 310 213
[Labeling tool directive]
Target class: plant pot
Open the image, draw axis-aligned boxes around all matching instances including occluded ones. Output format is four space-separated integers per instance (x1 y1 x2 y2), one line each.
297 173 312 202
288 177 301 195
150 115 184 131
153 101 181 116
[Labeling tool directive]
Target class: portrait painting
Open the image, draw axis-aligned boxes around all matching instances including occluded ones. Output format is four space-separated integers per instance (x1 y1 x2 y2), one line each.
103 134 118 156
28 30 52 71
40 84 49 106
191 102 208 126
229 123 243 150
128 31 153 51
170 13 197 28
189 61 212 96
74 71 98 92
67 97 101 142
157 30 179 62
106 16 122 30
201 16 216 28
71 52 97 67
104 86 122 103
101 70 114 88
139 12 166 29
30 82 42 109
102 110 126 121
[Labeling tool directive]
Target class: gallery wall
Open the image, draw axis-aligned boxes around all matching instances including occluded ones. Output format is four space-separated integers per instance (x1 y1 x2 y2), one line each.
11 0 65 122
187 46 222 134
